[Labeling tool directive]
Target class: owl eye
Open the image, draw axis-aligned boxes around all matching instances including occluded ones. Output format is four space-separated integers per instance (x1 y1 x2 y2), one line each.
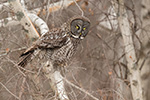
75 25 79 30
83 27 86 30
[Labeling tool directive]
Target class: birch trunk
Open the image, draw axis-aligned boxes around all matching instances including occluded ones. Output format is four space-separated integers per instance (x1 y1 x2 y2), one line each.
113 0 144 100
9 0 39 39
9 0 69 99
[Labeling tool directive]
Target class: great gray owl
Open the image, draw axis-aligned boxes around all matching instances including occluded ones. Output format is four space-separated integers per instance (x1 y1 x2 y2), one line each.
18 16 90 68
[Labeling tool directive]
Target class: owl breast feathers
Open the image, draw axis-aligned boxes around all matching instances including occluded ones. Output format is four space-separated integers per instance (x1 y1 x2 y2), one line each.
18 16 90 67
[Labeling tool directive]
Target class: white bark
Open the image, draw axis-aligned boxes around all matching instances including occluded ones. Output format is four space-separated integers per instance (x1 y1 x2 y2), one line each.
1 0 49 36
28 13 49 35
112 0 144 100
0 14 49 35
43 61 69 100
53 71 69 100
9 0 39 39
19 0 69 99
3 0 83 99
0 0 80 34
20 0 49 35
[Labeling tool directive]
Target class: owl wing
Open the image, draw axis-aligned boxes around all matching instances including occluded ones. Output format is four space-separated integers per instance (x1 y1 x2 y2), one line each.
20 28 68 57
18 28 68 67
37 28 67 48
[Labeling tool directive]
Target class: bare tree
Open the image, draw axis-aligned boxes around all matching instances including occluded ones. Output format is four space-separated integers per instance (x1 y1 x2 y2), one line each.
0 0 150 100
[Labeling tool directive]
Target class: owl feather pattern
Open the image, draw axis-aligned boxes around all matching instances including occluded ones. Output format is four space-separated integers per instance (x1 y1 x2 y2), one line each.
18 16 90 67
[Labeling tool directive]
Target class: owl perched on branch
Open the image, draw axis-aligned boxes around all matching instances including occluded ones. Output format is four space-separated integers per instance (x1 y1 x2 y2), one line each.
18 16 90 68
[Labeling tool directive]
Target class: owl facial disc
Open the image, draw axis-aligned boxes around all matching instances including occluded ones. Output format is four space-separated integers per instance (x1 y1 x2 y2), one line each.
70 17 90 39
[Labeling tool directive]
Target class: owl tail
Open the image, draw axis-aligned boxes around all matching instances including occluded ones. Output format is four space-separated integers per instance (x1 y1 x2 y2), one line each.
18 51 34 67
18 49 41 67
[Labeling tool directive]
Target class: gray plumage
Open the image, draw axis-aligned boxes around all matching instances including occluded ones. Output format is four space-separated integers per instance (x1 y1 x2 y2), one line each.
18 16 90 67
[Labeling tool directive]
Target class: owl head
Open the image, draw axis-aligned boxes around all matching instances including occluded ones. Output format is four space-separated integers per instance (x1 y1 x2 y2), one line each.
68 16 90 39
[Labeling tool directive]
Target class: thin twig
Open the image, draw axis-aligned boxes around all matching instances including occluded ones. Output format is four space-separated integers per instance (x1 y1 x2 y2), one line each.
5 57 26 77
0 82 20 100
139 50 150 70
73 0 84 16
46 0 51 23
19 77 26 99
63 77 99 100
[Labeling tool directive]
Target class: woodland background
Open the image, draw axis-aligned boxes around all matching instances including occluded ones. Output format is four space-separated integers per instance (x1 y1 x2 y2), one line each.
0 0 150 100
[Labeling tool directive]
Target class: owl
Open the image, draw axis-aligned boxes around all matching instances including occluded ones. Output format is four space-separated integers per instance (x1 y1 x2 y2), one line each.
18 16 90 68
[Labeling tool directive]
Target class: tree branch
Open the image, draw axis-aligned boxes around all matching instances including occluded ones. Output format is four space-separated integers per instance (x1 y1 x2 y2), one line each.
0 82 20 100
20 0 49 35
43 61 69 100
9 0 39 39
0 0 81 33
63 77 99 100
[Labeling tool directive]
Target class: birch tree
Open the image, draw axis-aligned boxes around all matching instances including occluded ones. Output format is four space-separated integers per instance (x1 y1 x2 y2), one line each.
112 0 144 100
1 0 150 100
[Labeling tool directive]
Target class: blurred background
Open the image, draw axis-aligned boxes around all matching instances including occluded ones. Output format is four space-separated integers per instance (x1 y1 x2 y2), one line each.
0 0 150 100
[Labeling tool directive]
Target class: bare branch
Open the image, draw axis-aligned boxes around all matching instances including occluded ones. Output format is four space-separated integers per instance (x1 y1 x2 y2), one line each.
73 0 84 16
63 77 99 100
0 0 81 34
0 82 20 100
5 57 26 77
19 77 26 100
20 0 49 35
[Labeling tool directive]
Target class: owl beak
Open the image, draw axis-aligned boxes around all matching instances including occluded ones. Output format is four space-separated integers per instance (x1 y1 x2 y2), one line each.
79 34 84 39
79 32 84 39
